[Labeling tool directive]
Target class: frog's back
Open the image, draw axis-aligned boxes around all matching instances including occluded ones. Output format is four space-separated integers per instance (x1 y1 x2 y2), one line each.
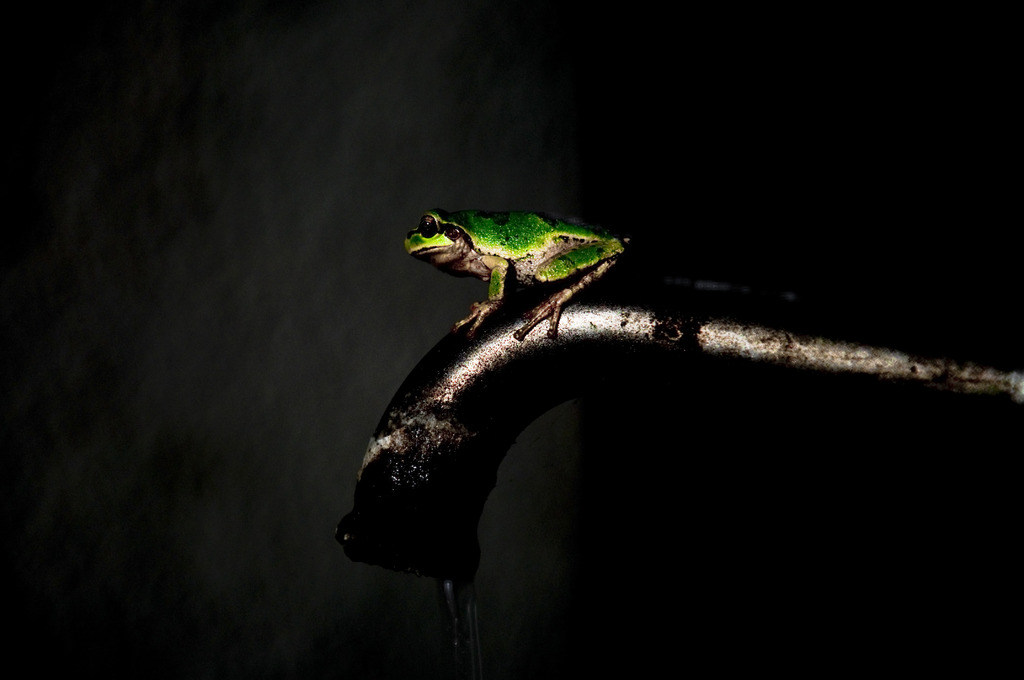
449 209 611 256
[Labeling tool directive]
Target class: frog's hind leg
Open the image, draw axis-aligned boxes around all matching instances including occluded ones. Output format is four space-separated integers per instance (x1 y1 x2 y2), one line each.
514 257 618 341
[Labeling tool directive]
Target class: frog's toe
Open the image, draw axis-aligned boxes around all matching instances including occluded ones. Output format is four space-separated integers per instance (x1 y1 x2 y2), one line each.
515 301 562 341
453 299 502 337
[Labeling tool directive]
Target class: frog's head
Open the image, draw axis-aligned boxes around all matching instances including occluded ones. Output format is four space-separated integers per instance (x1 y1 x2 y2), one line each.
404 210 473 265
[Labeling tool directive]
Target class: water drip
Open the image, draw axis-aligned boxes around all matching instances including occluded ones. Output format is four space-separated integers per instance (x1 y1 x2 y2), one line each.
438 578 483 679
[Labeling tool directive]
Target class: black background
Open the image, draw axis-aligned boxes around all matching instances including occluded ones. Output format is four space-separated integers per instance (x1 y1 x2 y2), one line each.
3 2 1017 677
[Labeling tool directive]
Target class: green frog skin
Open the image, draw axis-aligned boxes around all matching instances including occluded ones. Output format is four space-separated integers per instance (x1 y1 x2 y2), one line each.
404 209 625 340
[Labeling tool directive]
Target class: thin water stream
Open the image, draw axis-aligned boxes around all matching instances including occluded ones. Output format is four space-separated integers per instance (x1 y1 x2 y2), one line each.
438 579 483 679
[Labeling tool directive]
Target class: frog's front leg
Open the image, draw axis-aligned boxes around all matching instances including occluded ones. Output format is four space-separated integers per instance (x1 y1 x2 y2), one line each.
515 257 618 341
453 256 508 337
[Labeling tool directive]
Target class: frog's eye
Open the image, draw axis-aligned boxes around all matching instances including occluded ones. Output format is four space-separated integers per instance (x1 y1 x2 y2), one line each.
418 215 438 237
444 226 463 241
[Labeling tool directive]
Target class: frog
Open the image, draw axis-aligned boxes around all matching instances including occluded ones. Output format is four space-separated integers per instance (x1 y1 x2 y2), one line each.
404 209 626 340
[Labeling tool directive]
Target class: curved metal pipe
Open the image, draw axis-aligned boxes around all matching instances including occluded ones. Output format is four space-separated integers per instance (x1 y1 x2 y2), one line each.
336 301 1022 579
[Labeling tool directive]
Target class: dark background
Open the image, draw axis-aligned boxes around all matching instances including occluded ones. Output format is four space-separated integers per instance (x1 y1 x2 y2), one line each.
3 2 1017 677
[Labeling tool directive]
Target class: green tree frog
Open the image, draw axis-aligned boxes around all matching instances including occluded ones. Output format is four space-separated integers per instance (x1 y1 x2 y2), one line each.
405 209 625 340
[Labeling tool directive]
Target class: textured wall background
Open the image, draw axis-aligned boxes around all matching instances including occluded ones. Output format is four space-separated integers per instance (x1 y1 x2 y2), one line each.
3 2 1016 678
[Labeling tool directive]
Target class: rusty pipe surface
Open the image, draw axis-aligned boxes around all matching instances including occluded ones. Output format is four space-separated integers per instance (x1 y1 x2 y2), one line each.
336 300 1022 579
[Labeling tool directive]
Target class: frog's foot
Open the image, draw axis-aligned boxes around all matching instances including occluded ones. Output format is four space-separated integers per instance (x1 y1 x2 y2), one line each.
452 299 503 338
514 289 573 341
514 258 618 341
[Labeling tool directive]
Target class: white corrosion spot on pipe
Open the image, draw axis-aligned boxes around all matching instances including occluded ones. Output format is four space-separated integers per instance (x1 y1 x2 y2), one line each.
360 412 472 478
1011 372 1024 404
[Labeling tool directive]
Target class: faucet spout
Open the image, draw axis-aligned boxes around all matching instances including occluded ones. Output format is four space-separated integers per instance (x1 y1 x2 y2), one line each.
337 301 1022 579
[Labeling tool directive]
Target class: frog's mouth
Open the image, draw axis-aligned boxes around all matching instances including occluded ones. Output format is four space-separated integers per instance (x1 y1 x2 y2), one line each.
405 230 451 252
407 234 474 265
407 243 449 261
408 242 445 255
